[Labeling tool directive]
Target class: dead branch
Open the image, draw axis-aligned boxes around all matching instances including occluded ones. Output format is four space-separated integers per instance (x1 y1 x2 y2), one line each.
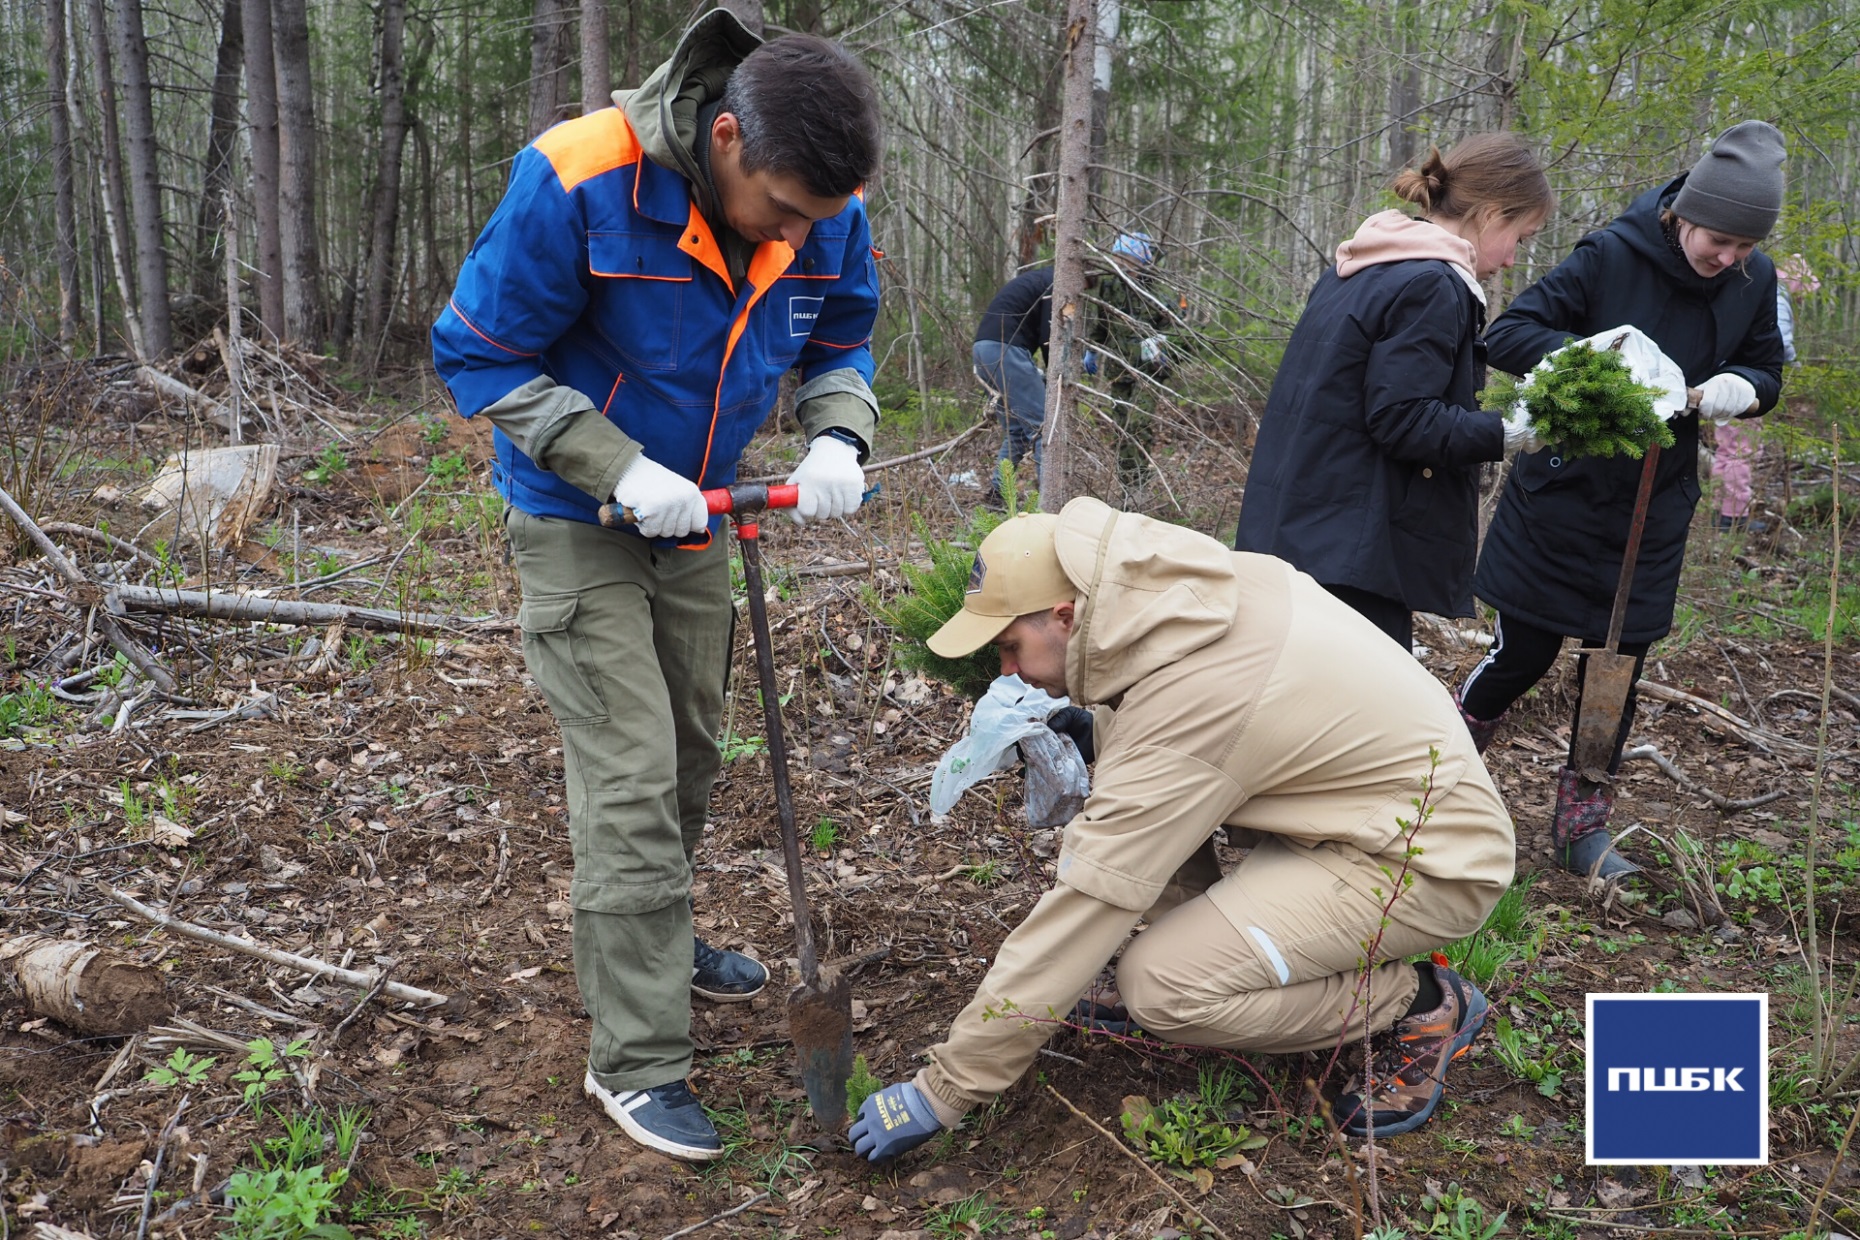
1619 744 1789 813
0 482 178 692
794 559 900 578
1763 685 1860 715
39 522 164 571
1044 1083 1235 1240
137 365 237 434
658 1192 774 1240
106 887 448 1008
1636 679 1818 756
103 582 475 634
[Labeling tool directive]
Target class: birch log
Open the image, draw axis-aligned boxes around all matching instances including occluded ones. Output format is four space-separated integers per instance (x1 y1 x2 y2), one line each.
0 934 171 1034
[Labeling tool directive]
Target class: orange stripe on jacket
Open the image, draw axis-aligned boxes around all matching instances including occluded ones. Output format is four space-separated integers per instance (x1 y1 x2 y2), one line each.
696 241 796 487
533 108 641 194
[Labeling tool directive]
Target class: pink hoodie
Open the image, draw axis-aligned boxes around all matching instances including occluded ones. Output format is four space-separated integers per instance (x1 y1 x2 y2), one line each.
1334 210 1485 304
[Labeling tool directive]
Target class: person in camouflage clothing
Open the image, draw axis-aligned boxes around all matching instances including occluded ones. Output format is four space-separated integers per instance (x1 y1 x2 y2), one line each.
1090 232 1175 496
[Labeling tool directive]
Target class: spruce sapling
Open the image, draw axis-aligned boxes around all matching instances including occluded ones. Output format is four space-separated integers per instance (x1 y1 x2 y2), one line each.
1484 342 1673 460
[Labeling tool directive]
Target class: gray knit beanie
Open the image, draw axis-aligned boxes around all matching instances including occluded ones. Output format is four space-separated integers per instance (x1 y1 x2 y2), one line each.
1671 121 1786 239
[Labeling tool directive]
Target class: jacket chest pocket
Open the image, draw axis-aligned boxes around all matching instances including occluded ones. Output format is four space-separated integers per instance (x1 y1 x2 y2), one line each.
588 231 691 372
762 242 845 364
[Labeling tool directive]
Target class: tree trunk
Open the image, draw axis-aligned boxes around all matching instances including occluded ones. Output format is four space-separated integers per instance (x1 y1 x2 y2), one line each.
1088 0 1118 203
192 0 243 313
79 0 145 358
361 0 408 353
44 0 82 350
273 0 322 345
1386 0 1420 169
579 0 609 114
527 0 570 136
242 0 285 341
1038 0 1095 511
110 0 173 356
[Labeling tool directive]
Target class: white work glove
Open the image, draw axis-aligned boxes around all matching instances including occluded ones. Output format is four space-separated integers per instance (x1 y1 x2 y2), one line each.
1501 407 1544 454
1696 373 1757 425
1138 334 1167 367
613 453 709 540
785 433 865 524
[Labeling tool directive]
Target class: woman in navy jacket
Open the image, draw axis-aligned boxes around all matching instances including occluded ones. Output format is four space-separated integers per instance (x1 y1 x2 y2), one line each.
1460 122 1787 879
1235 133 1553 652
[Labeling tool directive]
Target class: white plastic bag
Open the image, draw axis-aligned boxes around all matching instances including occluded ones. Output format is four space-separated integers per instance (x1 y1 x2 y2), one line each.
930 675 1088 821
1517 325 1689 421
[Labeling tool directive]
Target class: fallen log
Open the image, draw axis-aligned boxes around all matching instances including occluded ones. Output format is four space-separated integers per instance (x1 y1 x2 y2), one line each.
138 365 239 434
103 582 473 635
107 887 448 1008
0 934 172 1035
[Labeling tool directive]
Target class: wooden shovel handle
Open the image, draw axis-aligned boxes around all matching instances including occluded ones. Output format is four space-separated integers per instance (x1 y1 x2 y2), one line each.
1684 386 1762 416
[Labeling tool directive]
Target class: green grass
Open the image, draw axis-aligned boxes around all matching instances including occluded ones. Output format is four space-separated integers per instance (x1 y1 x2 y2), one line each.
0 680 57 736
1439 874 1541 988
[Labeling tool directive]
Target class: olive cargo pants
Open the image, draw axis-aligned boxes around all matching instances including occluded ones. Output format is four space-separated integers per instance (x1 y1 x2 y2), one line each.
508 509 732 1092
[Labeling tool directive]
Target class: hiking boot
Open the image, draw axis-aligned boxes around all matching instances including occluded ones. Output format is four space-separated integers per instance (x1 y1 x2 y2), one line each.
584 1072 724 1161
692 938 767 1003
1551 766 1639 879
1451 690 1503 755
1335 964 1489 1138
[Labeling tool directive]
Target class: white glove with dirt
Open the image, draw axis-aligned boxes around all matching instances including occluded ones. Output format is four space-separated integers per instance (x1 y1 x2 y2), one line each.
1696 373 1757 425
786 434 865 523
1501 407 1544 454
613 454 709 540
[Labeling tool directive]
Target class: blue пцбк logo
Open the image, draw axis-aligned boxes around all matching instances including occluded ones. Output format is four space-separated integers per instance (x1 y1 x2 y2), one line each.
1586 993 1767 1165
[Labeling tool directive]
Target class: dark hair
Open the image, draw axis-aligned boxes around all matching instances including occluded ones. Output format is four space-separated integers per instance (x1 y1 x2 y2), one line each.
1392 132 1553 228
721 35 882 198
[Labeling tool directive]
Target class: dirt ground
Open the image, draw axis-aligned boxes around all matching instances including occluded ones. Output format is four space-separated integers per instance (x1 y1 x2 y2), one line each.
3 368 1858 1239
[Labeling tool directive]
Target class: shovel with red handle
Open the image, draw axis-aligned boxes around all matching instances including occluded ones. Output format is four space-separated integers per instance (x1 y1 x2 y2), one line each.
598 483 854 1132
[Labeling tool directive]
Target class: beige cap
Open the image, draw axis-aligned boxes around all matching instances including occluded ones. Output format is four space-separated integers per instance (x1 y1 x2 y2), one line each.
927 513 1075 658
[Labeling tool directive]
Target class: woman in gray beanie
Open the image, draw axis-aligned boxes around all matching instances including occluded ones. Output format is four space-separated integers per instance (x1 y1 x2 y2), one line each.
1454 121 1787 882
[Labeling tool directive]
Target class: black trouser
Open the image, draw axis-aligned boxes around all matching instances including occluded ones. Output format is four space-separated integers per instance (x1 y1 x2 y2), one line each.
1322 583 1413 653
1459 612 1648 777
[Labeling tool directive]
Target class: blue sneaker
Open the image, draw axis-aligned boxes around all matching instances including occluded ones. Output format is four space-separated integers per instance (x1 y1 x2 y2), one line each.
584 1072 724 1161
1335 964 1489 1138
692 938 767 1003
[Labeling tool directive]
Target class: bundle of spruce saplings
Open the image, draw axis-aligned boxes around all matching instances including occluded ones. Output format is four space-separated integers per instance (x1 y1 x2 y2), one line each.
1485 340 1672 459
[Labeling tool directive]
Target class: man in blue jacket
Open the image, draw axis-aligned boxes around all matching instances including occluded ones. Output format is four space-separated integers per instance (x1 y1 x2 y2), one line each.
432 9 883 1161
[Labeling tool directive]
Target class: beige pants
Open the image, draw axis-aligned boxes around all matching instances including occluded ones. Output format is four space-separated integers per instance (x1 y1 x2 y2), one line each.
1119 836 1472 1054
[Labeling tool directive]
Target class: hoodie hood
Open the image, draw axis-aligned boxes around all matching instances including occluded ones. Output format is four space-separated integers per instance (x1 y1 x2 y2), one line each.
617 9 761 219
1605 174 1742 296
1053 497 1243 706
1335 210 1484 304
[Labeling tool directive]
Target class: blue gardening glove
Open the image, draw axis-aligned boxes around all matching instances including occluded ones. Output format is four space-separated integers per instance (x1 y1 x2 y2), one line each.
850 1082 943 1162
1081 350 1099 376
1046 705 1096 764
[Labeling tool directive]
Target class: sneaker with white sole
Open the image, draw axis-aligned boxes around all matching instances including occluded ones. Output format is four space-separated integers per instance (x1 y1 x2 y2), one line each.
692 938 768 1003
584 1072 724 1161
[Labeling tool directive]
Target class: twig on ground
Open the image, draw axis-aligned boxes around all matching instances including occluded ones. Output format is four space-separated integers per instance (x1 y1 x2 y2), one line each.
0 482 178 691
1619 743 1788 812
107 886 448 1007
136 1093 190 1240
1043 1083 1234 1240
329 967 394 1044
1635 679 1818 756
658 1191 773 1240
39 522 164 571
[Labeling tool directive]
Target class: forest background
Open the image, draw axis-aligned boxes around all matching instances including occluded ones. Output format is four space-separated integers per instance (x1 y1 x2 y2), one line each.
1 0 1857 443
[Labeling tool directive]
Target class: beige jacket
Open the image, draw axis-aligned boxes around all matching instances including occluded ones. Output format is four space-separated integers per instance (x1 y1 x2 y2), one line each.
912 497 1514 1125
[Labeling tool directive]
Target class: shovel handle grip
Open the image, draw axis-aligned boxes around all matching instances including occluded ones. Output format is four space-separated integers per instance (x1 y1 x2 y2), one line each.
598 482 800 529
1683 387 1761 416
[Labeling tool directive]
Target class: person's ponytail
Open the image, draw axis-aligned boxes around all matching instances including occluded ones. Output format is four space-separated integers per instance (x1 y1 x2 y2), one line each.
1391 147 1453 214
1391 133 1552 226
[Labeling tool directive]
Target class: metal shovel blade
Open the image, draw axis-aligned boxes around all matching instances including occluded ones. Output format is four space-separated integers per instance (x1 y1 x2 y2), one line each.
788 962 854 1132
1572 648 1636 783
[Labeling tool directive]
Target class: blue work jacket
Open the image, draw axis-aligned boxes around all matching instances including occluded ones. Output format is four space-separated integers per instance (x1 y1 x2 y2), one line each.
432 106 879 526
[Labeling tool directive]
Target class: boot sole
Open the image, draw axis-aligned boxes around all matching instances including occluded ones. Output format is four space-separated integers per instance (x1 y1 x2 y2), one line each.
1343 987 1491 1139
584 1072 725 1162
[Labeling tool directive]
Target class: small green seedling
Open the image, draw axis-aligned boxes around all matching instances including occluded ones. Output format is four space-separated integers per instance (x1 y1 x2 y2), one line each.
145 1047 216 1088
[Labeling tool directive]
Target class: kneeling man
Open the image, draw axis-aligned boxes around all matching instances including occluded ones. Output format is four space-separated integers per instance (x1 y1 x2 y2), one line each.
852 498 1514 1158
